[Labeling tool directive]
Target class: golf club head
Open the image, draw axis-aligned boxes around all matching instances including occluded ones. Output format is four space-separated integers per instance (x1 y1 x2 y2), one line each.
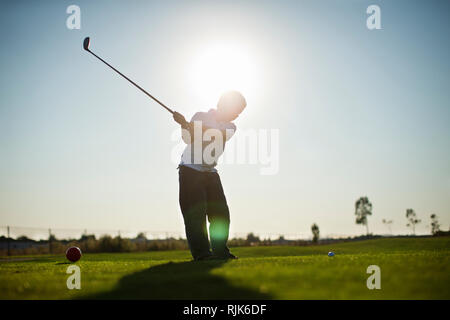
83 37 90 51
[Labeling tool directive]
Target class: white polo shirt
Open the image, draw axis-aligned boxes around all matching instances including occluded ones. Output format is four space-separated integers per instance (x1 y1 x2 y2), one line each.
180 109 236 172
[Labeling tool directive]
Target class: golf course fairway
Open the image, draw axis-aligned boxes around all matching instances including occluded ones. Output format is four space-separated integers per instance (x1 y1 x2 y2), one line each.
1 237 448 299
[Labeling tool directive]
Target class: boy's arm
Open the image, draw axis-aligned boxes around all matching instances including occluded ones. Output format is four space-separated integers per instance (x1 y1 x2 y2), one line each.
173 111 236 143
173 112 193 144
173 111 189 128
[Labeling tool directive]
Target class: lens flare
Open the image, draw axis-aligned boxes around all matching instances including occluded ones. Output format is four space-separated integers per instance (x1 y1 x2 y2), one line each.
188 43 261 105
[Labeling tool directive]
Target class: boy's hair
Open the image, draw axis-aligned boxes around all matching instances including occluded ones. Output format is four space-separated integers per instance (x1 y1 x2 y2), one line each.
217 90 247 114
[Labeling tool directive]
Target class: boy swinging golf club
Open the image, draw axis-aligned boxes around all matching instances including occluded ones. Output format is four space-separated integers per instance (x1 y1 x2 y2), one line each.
173 91 246 260
83 37 245 260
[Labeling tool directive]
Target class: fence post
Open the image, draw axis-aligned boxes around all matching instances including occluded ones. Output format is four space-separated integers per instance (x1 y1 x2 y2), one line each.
7 226 10 256
48 228 52 254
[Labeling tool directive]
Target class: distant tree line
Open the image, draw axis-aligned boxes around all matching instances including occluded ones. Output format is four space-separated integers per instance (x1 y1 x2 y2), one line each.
0 232 308 256
1 196 447 256
306 196 447 241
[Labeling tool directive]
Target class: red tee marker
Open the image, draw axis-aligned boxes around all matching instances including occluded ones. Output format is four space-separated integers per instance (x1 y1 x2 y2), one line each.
66 246 82 262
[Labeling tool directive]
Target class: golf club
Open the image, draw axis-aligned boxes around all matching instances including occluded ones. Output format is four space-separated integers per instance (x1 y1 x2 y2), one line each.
83 37 174 114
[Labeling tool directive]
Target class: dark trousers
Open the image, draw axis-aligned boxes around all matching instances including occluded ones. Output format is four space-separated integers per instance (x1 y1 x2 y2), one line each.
178 165 231 260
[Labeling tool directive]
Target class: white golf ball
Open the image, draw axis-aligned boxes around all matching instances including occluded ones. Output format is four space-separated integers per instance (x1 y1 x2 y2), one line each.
328 251 335 257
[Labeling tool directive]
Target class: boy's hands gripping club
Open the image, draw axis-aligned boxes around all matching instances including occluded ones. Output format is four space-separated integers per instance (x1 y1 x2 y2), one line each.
173 111 190 129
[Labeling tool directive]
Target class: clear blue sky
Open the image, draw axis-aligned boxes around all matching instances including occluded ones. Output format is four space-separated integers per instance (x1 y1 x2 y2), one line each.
1 0 449 238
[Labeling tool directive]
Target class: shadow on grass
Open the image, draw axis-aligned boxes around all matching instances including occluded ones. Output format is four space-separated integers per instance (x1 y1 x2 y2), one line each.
83 260 272 299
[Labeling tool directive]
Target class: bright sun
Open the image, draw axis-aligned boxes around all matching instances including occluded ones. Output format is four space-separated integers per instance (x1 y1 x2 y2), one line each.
188 43 261 105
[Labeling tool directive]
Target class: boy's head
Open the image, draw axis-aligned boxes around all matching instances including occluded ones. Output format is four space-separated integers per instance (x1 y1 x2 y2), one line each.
216 90 246 122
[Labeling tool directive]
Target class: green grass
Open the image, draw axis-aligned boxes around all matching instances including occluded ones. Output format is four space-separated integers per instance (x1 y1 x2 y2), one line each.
0 237 449 299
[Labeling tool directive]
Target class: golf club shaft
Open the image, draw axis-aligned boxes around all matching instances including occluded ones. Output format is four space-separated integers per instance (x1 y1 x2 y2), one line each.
86 49 174 114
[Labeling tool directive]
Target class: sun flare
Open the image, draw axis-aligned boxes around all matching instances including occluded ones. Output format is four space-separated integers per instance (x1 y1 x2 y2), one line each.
188 43 261 105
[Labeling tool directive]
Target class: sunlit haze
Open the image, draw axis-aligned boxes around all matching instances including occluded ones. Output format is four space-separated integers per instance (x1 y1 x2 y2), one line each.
0 0 449 240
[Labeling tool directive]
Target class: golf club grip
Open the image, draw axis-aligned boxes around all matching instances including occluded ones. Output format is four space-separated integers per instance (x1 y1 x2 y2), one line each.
87 49 174 114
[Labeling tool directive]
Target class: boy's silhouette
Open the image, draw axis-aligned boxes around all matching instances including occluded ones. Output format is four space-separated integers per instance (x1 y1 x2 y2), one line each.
173 91 246 260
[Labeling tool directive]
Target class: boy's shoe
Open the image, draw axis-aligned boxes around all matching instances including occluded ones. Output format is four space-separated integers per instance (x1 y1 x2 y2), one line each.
212 253 238 260
194 253 214 261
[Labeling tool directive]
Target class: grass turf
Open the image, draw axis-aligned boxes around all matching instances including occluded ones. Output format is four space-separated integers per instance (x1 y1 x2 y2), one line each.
0 237 448 299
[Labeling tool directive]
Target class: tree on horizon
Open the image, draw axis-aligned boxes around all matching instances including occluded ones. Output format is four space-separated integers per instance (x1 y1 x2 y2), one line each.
382 219 393 234
311 223 320 243
355 196 372 235
430 214 440 235
406 209 421 235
